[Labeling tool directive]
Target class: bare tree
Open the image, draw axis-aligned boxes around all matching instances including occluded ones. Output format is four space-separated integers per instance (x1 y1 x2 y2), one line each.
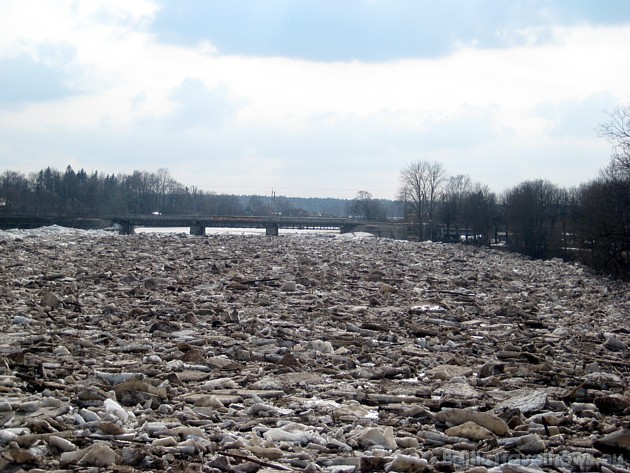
156 168 179 213
246 195 271 216
399 160 447 240
504 179 564 259
425 162 448 239
0 171 29 214
440 174 471 241
350 191 385 221
462 182 496 245
599 105 630 174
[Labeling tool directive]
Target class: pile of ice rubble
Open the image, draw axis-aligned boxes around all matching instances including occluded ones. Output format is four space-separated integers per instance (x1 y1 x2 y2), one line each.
0 227 628 472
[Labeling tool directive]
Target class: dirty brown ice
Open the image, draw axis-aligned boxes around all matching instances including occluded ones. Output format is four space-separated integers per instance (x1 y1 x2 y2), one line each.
1 226 629 473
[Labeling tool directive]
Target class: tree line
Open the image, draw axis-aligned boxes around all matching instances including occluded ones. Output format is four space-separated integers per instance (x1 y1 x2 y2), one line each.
0 166 402 219
2 168 229 217
391 106 630 278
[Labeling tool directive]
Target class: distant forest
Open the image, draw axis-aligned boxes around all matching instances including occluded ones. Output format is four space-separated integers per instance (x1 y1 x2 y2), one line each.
0 166 402 219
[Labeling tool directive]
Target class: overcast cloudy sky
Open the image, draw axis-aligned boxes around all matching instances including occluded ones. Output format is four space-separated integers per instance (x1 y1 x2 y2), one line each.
1 1 630 199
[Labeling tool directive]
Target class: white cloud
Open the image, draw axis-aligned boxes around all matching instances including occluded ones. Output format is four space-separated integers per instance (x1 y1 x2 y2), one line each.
0 1 629 198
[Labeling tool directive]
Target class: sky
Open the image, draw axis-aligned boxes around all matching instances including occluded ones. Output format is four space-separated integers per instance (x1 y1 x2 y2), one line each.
1 1 630 199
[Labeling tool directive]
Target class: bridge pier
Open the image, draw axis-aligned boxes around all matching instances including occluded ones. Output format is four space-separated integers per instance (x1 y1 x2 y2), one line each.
265 223 279 236
119 223 135 235
190 224 206 236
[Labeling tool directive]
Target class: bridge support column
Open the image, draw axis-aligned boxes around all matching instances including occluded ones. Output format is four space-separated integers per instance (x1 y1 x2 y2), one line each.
119 223 135 235
190 224 206 236
265 223 279 236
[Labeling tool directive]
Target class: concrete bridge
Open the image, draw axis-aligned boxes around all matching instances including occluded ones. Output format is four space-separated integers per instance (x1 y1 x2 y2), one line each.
0 214 411 239
112 215 410 238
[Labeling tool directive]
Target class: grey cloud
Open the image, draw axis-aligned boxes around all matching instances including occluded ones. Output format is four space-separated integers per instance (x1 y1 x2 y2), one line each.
536 93 619 139
150 0 630 62
0 54 76 105
157 79 245 130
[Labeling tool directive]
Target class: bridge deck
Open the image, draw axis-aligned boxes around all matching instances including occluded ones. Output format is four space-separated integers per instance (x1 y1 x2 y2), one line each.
0 214 411 238
116 215 357 228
